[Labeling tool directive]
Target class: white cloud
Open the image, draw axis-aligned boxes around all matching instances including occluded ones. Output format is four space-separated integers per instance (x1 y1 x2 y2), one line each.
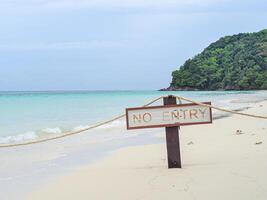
42 0 226 7
0 40 128 50
1 0 228 10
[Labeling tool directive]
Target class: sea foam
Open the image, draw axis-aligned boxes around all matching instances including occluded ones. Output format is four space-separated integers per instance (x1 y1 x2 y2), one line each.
0 131 38 144
41 127 62 134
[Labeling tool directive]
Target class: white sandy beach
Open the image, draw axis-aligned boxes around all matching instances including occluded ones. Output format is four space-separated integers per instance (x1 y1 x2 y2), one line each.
26 100 267 200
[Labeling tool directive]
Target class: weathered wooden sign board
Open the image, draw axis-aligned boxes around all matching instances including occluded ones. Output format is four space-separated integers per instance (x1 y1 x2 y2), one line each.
126 102 212 129
126 95 212 169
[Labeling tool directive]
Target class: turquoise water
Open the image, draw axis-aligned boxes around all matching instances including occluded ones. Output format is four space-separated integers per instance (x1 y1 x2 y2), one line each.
1 90 267 143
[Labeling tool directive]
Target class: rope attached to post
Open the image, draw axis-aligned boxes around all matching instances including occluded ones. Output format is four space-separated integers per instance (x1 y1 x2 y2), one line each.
0 95 266 148
173 95 267 120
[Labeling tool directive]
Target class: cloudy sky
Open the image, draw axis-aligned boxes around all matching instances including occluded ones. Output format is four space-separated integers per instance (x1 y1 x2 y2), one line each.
0 0 266 90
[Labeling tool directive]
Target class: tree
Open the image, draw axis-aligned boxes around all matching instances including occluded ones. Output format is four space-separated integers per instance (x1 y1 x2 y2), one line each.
170 29 267 90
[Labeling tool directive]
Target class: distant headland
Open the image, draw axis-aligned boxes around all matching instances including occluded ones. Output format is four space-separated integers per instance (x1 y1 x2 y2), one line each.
161 29 267 91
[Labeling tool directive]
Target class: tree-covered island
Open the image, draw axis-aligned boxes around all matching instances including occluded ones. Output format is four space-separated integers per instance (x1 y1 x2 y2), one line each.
163 29 267 90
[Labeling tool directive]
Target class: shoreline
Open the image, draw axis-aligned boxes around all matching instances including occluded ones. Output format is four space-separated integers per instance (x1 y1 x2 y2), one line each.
26 100 267 200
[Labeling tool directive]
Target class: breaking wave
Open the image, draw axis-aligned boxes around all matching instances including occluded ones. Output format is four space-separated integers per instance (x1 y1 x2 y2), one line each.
0 132 38 144
0 119 124 145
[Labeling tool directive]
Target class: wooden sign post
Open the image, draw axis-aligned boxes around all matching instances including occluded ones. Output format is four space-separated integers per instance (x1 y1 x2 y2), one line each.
126 95 212 169
164 96 181 168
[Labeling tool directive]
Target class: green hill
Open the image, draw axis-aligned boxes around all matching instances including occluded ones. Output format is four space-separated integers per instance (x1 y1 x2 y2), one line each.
167 29 267 90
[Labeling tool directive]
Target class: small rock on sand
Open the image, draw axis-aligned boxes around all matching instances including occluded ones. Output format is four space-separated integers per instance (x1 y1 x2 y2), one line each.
236 130 244 135
255 141 263 145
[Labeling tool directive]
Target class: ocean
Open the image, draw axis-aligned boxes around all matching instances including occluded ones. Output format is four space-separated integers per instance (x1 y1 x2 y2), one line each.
1 90 267 145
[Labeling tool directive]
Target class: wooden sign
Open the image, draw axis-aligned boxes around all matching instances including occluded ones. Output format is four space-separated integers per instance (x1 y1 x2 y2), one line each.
126 96 213 169
126 102 212 130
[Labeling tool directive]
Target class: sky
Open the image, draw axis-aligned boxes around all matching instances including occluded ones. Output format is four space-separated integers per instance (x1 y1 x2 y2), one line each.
0 0 266 91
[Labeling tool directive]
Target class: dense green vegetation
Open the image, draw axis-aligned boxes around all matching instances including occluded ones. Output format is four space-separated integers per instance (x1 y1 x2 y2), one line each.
170 29 267 90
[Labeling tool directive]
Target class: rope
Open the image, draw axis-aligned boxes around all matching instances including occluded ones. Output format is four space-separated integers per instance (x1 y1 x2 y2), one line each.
0 96 164 148
173 95 267 120
0 95 266 148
